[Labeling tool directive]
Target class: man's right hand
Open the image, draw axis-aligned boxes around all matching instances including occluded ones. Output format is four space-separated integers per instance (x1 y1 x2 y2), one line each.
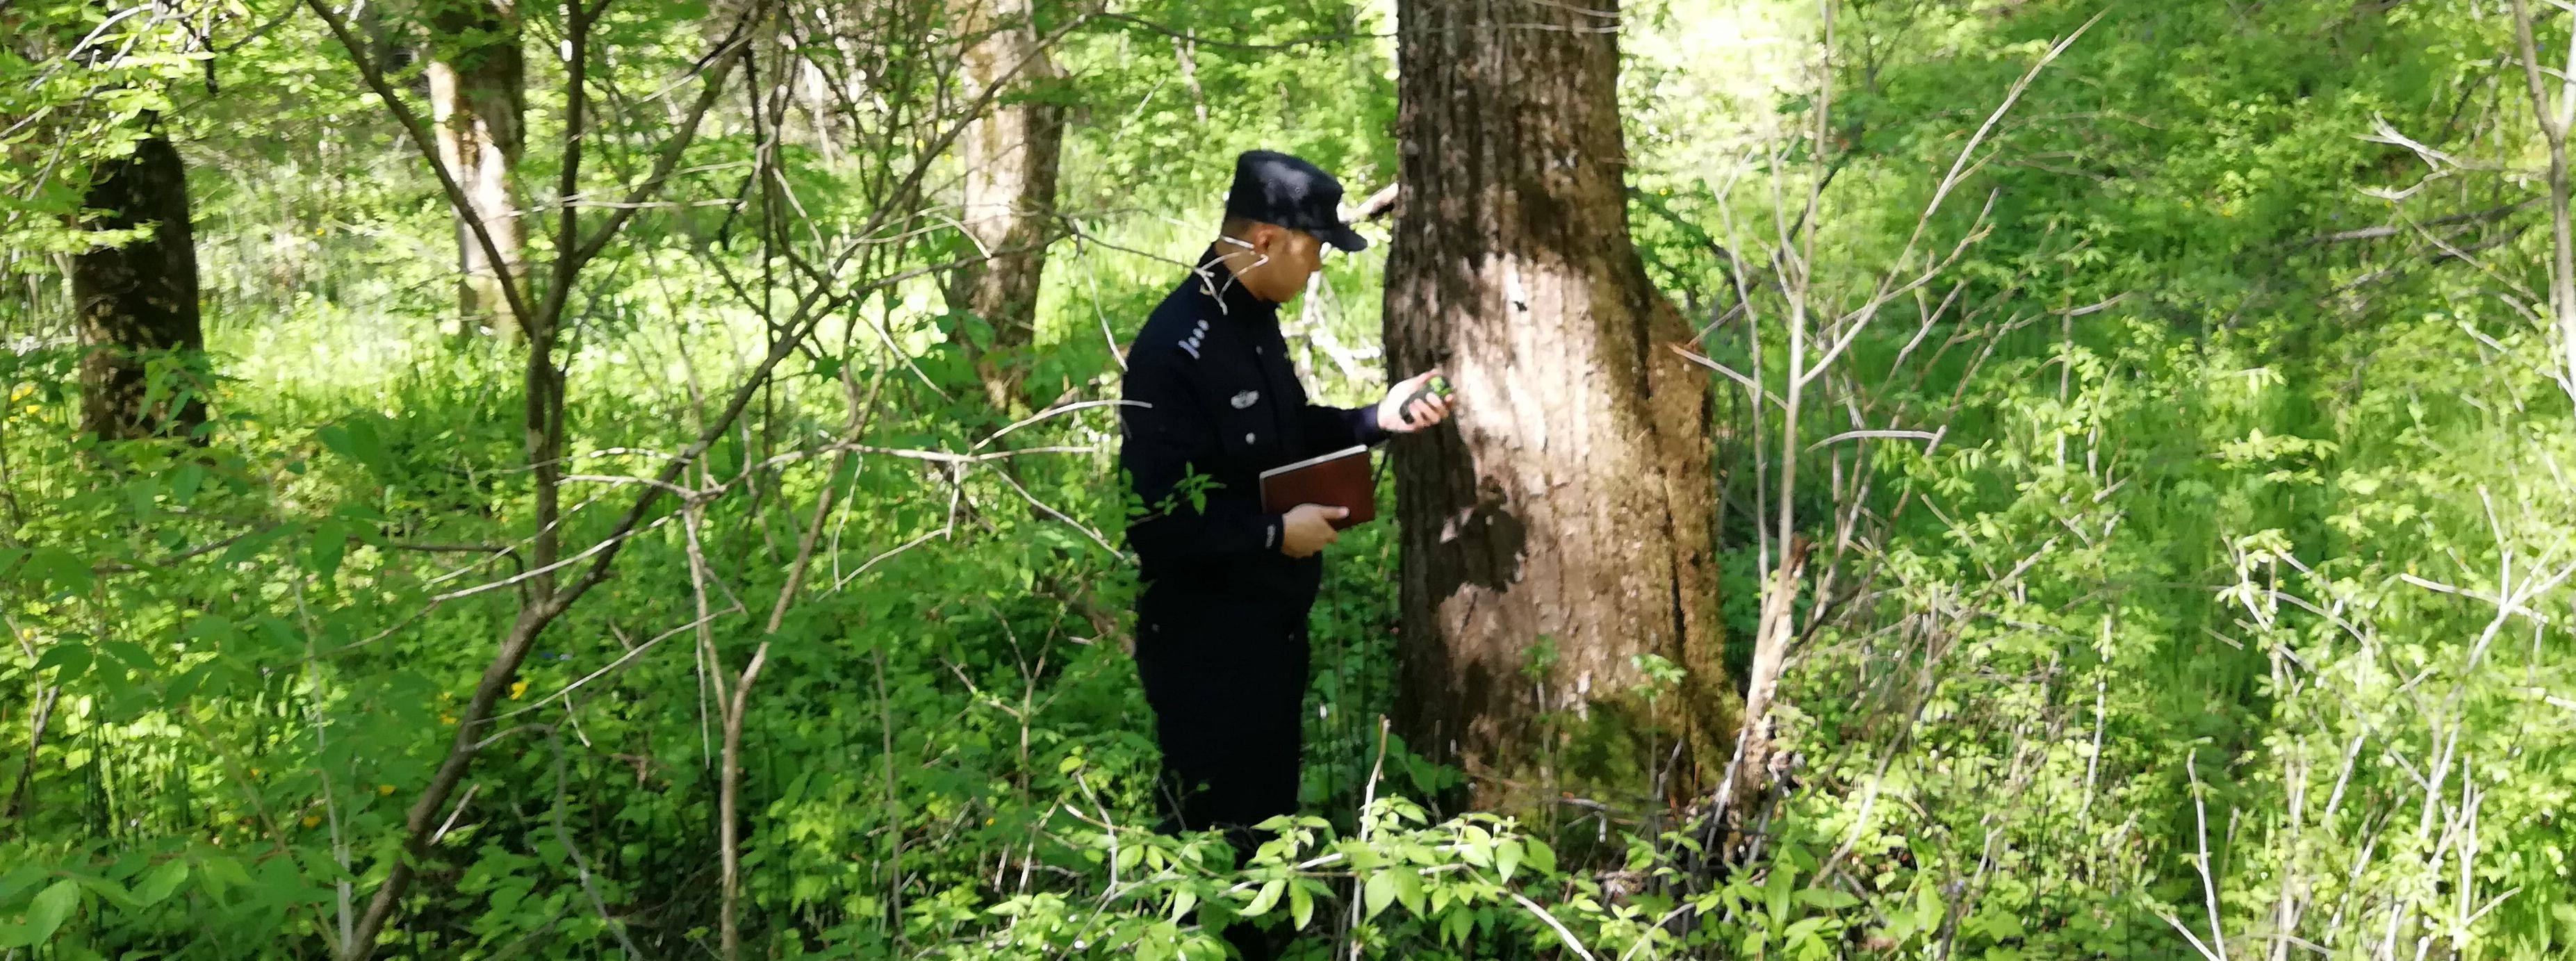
1280 504 1349 557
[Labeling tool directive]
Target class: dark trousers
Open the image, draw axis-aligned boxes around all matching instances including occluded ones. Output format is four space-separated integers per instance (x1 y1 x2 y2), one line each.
1131 584 1313 851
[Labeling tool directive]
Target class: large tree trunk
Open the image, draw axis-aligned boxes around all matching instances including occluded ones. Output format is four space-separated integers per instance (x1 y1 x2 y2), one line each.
1384 0 1725 810
425 0 525 339
944 0 1063 411
76 133 208 441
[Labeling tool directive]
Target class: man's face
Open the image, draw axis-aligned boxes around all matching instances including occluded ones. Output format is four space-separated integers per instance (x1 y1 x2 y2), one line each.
1238 224 1325 302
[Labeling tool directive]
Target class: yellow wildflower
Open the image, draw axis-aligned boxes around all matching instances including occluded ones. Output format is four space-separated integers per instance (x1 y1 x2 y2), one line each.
509 680 528 700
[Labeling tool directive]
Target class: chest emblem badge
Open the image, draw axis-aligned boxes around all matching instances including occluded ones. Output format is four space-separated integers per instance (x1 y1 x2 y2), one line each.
1231 390 1260 409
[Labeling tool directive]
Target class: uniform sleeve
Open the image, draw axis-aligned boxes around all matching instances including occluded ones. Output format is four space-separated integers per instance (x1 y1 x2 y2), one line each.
1120 354 1285 559
1301 397 1390 451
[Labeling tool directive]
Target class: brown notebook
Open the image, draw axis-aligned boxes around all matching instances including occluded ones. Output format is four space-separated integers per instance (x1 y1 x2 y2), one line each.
1259 445 1375 530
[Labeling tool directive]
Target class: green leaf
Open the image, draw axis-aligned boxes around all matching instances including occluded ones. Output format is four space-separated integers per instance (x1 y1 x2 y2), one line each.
24 548 90 597
309 521 347 581
1797 888 1860 910
125 477 159 517
1457 830 1493 867
1913 883 1945 930
26 880 78 943
318 418 394 477
69 876 133 911
1242 880 1283 917
1977 910 2026 939
133 860 187 906
1171 887 1197 922
1495 840 1522 882
1524 839 1556 875
0 865 47 903
1288 881 1313 930
348 420 393 476
1391 867 1425 917
186 615 239 643
1363 871 1393 919
197 854 251 900
1441 907 1471 945
33 643 90 680
95 640 156 675
315 425 352 460
1785 917 1827 940
220 526 289 565
170 462 205 505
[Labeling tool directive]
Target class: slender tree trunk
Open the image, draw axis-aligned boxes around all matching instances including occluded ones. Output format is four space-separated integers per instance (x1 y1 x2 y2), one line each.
944 0 1063 410
2511 0 2576 408
425 0 525 338
1384 0 1725 810
716 642 767 960
76 133 208 441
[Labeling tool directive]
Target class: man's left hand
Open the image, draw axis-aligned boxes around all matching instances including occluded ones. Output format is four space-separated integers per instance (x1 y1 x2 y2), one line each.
1377 368 1453 434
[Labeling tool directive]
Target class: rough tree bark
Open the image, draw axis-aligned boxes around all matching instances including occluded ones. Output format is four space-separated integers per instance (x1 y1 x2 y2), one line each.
76 133 208 441
944 0 1063 410
1384 0 1725 810
425 0 526 338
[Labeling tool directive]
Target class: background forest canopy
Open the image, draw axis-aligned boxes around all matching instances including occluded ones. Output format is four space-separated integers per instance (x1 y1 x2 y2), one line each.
6 0 2576 958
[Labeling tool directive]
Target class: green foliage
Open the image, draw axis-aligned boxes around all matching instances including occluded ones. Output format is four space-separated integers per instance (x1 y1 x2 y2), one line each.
0 2 210 261
1623 1 2576 958
9 0 2576 957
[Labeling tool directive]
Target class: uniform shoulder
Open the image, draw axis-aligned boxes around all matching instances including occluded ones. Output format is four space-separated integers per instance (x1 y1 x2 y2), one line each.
1130 283 1219 365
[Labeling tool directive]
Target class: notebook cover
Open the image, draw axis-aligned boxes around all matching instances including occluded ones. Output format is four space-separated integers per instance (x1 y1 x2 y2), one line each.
1258 445 1375 529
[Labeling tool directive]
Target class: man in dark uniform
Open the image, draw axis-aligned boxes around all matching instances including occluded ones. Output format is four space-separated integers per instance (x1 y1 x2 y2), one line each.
1119 151 1452 855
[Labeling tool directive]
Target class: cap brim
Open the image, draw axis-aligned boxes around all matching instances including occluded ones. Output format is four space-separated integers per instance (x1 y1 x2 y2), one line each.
1320 222 1370 253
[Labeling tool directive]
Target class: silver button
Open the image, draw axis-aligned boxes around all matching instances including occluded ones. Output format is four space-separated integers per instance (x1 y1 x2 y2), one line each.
1245 432 1256 443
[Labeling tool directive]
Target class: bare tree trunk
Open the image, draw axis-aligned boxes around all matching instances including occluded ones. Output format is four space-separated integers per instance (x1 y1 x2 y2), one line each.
76 132 208 441
2511 0 2576 409
717 643 767 960
1384 0 1725 810
425 0 526 338
944 0 1063 411
7 617 60 828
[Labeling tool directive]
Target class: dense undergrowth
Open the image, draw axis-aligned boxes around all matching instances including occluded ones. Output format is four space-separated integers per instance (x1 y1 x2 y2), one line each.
7 0 2576 958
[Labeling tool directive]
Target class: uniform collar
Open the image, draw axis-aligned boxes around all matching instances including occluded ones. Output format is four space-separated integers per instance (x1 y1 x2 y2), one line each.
1190 245 1281 325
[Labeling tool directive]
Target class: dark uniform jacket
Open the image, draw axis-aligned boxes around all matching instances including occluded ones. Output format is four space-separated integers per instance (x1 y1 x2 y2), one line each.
1119 249 1388 611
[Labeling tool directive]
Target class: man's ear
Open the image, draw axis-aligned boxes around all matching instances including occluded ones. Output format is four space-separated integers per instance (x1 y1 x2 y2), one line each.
1249 222 1286 256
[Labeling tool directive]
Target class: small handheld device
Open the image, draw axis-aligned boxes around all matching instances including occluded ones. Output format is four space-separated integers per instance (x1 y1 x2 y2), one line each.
1400 374 1453 426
